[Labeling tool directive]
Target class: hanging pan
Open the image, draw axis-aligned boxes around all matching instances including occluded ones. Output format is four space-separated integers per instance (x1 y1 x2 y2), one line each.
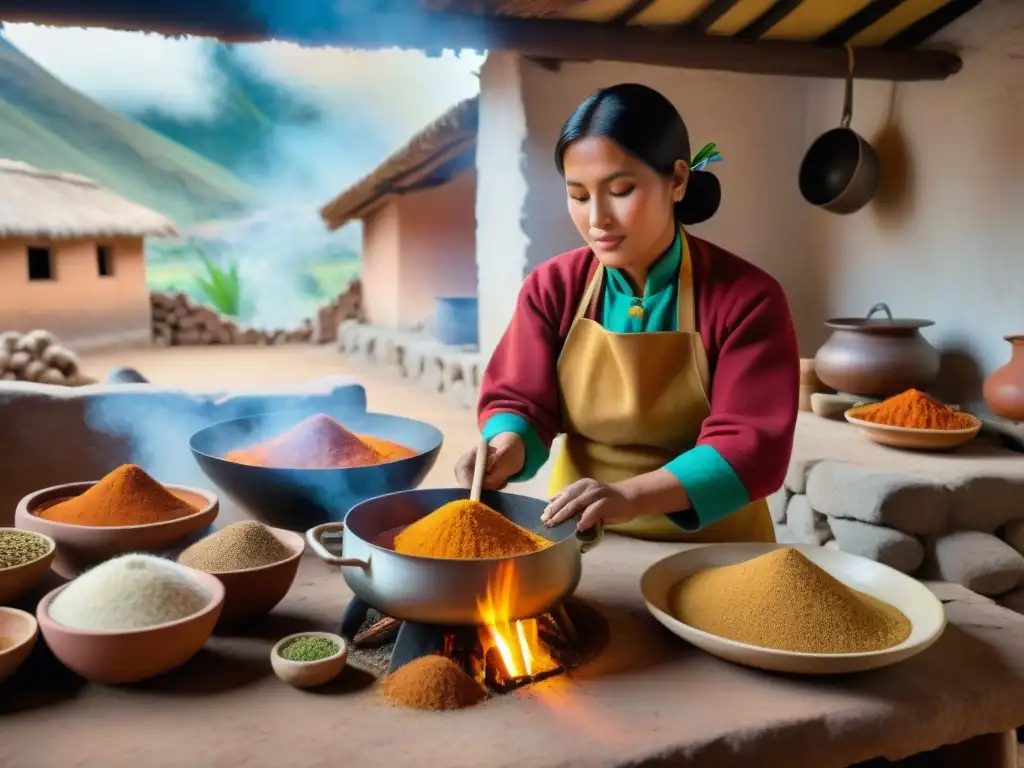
799 46 881 215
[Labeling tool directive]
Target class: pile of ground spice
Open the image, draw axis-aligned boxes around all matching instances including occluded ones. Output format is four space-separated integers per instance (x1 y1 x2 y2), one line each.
224 414 415 469
35 464 199 527
0 530 52 568
854 389 975 430
177 521 292 572
393 499 551 560
671 548 912 654
381 655 487 710
49 554 212 631
278 635 341 662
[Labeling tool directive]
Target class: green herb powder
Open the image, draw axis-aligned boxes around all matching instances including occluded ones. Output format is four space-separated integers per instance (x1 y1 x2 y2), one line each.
0 530 51 568
279 636 340 663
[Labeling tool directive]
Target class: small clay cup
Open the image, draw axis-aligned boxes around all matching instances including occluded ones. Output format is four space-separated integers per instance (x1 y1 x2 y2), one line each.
0 528 56 604
0 607 39 684
15 482 219 579
183 526 305 626
271 631 348 689
36 568 224 685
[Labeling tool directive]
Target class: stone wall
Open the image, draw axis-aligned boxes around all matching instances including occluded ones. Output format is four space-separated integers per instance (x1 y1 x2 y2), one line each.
337 320 481 410
150 280 362 347
0 330 93 386
772 459 1024 614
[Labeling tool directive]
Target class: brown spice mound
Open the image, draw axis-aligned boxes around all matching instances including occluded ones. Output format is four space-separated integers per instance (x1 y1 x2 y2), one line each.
381 655 487 710
854 389 975 430
671 548 912 654
224 414 414 469
177 521 292 572
36 464 199 527
393 499 550 560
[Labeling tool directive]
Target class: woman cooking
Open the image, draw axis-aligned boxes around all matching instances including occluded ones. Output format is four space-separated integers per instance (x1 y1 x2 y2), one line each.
454 83 799 542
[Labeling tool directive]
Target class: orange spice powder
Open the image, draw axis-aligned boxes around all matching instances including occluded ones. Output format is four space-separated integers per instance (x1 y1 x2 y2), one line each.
393 499 550 560
36 464 198 527
224 414 415 470
854 389 975 430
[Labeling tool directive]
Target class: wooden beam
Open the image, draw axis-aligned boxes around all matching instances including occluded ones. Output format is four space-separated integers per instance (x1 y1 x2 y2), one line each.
736 0 806 40
0 4 963 81
883 0 984 50
686 0 745 32
817 0 905 46
609 0 658 25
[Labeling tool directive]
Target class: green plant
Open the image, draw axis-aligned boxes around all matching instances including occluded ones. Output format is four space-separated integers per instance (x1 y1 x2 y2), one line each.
191 240 243 317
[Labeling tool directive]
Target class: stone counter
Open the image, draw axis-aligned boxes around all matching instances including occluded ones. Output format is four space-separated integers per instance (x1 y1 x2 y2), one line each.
3 538 1023 768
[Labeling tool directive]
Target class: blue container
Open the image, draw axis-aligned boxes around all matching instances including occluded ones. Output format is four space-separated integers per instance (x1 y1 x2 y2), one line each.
433 296 479 347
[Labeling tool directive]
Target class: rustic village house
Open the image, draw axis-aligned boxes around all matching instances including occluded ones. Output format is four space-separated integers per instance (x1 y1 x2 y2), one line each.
0 159 178 350
320 97 478 334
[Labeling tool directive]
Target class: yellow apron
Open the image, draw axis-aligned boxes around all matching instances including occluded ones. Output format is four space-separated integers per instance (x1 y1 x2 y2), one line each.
550 233 774 543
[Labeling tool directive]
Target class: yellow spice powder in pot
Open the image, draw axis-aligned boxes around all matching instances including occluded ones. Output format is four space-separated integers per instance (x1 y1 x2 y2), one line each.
670 548 911 654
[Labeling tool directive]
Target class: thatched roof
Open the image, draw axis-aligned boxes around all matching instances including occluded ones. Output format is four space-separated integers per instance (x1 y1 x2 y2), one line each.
0 159 179 239
320 96 478 231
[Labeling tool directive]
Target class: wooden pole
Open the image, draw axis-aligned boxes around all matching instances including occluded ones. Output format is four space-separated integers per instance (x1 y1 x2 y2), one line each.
0 4 963 81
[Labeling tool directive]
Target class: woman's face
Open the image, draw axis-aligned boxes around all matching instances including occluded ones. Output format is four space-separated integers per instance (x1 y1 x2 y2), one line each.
562 136 687 272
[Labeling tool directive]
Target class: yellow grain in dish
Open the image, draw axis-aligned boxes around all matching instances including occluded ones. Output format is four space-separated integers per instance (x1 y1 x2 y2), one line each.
670 548 911 654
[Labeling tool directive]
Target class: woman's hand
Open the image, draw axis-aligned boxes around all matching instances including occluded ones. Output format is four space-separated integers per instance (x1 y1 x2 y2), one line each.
540 479 638 532
454 432 526 491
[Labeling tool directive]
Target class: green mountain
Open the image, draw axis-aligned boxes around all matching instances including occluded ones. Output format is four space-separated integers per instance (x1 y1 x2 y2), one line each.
0 35 256 227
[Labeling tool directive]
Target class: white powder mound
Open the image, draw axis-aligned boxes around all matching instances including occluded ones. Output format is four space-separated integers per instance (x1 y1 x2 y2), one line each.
50 553 213 631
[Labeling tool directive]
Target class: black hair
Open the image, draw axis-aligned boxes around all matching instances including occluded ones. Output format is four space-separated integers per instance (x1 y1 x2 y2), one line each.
554 83 720 226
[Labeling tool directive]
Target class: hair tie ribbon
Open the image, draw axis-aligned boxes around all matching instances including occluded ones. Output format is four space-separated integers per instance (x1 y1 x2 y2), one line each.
689 142 722 172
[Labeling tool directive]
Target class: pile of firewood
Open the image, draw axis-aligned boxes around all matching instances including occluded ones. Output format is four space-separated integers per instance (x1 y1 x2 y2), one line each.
149 292 314 346
0 330 86 385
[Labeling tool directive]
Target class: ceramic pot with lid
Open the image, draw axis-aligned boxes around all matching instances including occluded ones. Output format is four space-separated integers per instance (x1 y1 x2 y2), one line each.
983 335 1024 422
813 303 940 398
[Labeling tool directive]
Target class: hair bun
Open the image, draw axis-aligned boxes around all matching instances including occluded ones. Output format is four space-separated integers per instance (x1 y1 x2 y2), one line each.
675 170 721 225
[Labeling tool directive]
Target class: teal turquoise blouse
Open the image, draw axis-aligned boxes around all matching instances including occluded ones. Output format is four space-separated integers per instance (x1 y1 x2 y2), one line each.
480 234 750 530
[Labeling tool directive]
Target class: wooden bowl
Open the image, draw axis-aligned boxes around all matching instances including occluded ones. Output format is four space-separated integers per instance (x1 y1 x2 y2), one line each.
0 607 39 684
844 409 982 451
36 568 224 684
641 543 946 675
186 527 305 625
270 631 348 689
0 529 56 604
15 482 219 579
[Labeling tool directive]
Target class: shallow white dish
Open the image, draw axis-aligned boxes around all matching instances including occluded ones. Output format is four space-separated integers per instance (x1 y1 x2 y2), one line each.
640 543 946 675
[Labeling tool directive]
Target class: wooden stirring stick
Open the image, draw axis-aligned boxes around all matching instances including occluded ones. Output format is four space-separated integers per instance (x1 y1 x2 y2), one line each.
470 434 489 502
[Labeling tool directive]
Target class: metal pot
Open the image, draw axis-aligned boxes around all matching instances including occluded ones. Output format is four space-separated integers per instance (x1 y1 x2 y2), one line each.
814 303 940 398
799 47 881 215
305 488 602 626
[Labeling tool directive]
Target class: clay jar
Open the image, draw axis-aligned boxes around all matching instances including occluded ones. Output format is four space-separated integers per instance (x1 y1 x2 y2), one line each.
814 303 940 398
983 335 1024 421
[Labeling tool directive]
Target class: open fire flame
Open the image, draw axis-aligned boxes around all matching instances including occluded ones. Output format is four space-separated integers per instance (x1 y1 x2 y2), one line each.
476 560 559 680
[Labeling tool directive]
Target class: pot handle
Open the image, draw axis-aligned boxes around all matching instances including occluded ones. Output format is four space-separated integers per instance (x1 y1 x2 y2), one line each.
866 302 894 321
576 521 603 554
306 522 370 569
841 45 854 129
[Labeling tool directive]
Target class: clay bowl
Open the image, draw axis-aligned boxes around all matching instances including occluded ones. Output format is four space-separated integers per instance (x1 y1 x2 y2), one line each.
36 568 225 684
270 631 348 689
0 528 56 604
15 482 219 579
185 526 305 626
0 607 39 684
844 409 982 451
190 409 443 532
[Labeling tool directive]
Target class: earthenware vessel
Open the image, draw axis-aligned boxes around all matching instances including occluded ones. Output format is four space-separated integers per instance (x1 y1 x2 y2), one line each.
271 632 348 689
185 526 305 626
814 303 940 397
0 607 39 684
0 528 56 604
15 482 218 579
36 568 224 685
983 335 1024 422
